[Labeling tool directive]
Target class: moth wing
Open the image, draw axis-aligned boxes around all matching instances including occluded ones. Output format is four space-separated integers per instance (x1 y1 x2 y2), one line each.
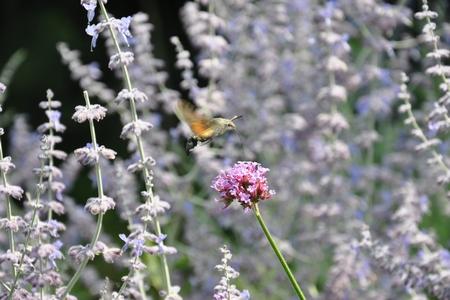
175 101 215 139
191 120 215 139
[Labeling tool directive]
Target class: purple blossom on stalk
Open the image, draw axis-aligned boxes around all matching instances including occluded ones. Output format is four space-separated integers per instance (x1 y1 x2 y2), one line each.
112 16 133 46
83 2 178 298
37 110 67 133
119 233 145 258
85 17 132 51
120 119 153 139
115 88 148 104
135 195 170 222
108 52 134 69
43 219 66 238
74 143 116 166
212 161 306 299
0 216 26 232
38 240 64 268
39 100 62 109
0 184 24 200
0 156 15 173
86 23 106 50
47 110 66 132
62 91 117 299
80 0 97 23
212 161 275 210
84 195 115 215
72 104 107 123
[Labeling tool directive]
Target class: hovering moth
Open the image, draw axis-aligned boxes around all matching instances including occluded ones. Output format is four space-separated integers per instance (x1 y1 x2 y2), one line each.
175 101 241 152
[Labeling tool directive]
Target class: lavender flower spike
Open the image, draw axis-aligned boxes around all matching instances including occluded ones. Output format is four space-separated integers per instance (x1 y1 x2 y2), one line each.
95 1 176 297
62 91 116 298
0 95 22 279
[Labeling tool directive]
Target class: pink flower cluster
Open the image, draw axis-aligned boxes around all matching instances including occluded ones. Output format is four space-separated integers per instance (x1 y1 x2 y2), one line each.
212 161 275 210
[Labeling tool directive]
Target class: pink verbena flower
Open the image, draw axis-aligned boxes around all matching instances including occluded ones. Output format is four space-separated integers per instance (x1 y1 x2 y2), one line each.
211 161 275 210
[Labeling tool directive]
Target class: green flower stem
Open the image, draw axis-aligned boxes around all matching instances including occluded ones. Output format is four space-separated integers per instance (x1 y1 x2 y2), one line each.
97 0 173 292
0 280 10 292
61 91 105 299
252 203 307 300
0 136 17 277
46 139 54 220
45 89 57 222
46 100 55 221
62 216 102 298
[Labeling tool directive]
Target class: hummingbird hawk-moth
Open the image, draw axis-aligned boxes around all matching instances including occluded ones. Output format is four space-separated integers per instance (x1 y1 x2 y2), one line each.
175 101 241 152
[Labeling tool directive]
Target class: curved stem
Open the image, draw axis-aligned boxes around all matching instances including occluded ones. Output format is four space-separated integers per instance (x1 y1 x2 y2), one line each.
46 135 54 220
46 89 56 221
252 203 307 300
0 136 17 278
60 91 106 299
97 0 173 292
113 223 150 300
63 214 103 298
402 91 450 174
0 280 10 292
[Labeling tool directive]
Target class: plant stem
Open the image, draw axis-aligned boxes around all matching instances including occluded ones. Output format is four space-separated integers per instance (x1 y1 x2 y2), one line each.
97 0 173 292
0 136 17 278
46 92 55 221
252 203 307 300
62 214 103 298
0 280 10 292
61 91 106 299
113 227 146 300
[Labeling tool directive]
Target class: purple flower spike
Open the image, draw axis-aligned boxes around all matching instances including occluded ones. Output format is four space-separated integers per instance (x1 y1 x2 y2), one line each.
211 161 275 210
